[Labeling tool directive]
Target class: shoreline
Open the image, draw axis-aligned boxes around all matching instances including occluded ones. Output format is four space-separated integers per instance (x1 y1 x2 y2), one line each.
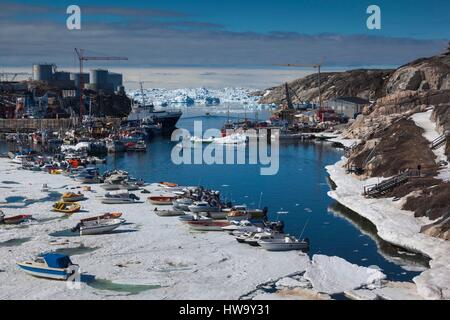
326 156 450 299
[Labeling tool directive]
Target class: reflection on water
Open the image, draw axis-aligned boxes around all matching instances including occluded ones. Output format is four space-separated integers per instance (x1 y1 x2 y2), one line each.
328 201 430 269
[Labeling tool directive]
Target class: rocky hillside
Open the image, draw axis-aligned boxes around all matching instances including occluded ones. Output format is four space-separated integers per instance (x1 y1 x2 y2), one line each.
336 48 450 240
260 46 450 106
258 69 393 105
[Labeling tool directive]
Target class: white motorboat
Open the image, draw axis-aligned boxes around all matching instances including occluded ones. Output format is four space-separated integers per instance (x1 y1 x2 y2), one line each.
173 198 193 211
258 236 309 251
77 218 124 236
101 183 122 191
101 192 140 204
244 232 285 247
188 201 220 213
153 208 185 217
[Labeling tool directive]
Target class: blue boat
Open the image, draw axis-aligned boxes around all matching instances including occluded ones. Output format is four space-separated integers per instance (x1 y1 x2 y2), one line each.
17 253 78 280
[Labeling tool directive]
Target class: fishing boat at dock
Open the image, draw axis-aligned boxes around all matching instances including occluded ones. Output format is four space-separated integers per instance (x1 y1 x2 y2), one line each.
17 253 78 280
258 236 309 251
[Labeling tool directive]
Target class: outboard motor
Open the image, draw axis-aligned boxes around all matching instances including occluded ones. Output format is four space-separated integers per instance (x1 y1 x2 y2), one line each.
71 222 81 232
0 210 5 223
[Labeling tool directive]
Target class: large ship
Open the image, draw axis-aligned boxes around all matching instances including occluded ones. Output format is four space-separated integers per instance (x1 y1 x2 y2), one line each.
127 83 182 133
127 104 182 133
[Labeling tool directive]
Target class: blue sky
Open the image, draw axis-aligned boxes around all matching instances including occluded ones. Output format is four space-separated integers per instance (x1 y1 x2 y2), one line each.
0 0 448 70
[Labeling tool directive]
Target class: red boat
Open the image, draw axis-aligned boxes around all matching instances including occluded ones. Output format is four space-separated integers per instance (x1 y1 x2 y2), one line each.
148 196 176 205
1 214 33 225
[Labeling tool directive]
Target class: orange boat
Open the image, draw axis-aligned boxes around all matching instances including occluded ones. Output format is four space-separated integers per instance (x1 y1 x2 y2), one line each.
159 182 178 188
148 196 176 205
80 212 122 223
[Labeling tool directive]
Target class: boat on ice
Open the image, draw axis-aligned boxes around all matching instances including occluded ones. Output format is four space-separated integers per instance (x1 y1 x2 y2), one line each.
17 253 78 280
101 192 140 204
188 201 220 213
243 232 285 247
178 214 212 222
187 220 230 231
258 236 309 251
153 208 185 217
158 181 178 188
148 195 176 205
0 211 33 224
72 218 125 235
61 192 86 202
52 202 81 214
80 212 123 222
173 198 193 211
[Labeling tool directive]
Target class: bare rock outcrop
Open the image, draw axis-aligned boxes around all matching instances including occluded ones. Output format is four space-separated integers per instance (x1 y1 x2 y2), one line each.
259 69 393 105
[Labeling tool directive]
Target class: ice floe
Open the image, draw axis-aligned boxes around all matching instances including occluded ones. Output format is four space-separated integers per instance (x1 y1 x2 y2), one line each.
303 255 386 295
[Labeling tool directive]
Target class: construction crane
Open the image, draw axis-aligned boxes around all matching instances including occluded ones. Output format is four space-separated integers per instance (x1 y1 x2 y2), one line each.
74 48 128 116
276 61 324 108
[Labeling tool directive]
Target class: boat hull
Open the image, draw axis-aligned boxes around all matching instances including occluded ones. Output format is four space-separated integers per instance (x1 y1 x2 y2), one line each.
17 263 70 280
80 222 122 235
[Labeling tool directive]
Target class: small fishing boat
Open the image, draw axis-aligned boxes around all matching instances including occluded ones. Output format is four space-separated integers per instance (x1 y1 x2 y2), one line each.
80 212 122 223
101 183 122 191
178 214 212 222
244 232 285 247
188 201 220 213
17 253 78 280
173 198 193 211
148 195 176 205
153 208 185 217
101 192 140 204
226 206 267 221
61 192 85 202
73 218 124 235
258 236 309 251
0 212 32 225
52 202 81 214
187 220 230 231
158 182 178 188
202 210 227 220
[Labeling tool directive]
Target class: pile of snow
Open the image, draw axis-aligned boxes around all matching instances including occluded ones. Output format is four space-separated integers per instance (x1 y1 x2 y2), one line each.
304 255 386 294
410 109 450 182
127 87 262 107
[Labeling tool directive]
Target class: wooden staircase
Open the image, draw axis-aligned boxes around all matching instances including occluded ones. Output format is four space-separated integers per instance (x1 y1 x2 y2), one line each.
430 134 447 150
364 171 420 197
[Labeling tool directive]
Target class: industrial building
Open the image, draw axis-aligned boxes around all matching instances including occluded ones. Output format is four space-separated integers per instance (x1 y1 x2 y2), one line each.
324 97 370 119
31 64 123 94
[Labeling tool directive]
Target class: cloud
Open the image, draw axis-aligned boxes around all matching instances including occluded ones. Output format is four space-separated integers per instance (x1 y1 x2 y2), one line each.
0 2 447 69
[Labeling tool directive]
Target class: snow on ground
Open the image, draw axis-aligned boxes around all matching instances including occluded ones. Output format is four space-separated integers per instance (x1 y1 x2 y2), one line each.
127 87 263 108
0 158 309 299
327 157 450 299
303 255 386 295
327 136 360 149
410 109 450 182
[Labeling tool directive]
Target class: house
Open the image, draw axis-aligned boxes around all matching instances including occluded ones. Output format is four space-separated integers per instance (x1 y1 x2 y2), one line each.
324 97 370 119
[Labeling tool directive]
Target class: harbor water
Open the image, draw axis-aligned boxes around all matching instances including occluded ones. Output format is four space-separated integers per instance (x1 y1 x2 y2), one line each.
0 106 429 283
